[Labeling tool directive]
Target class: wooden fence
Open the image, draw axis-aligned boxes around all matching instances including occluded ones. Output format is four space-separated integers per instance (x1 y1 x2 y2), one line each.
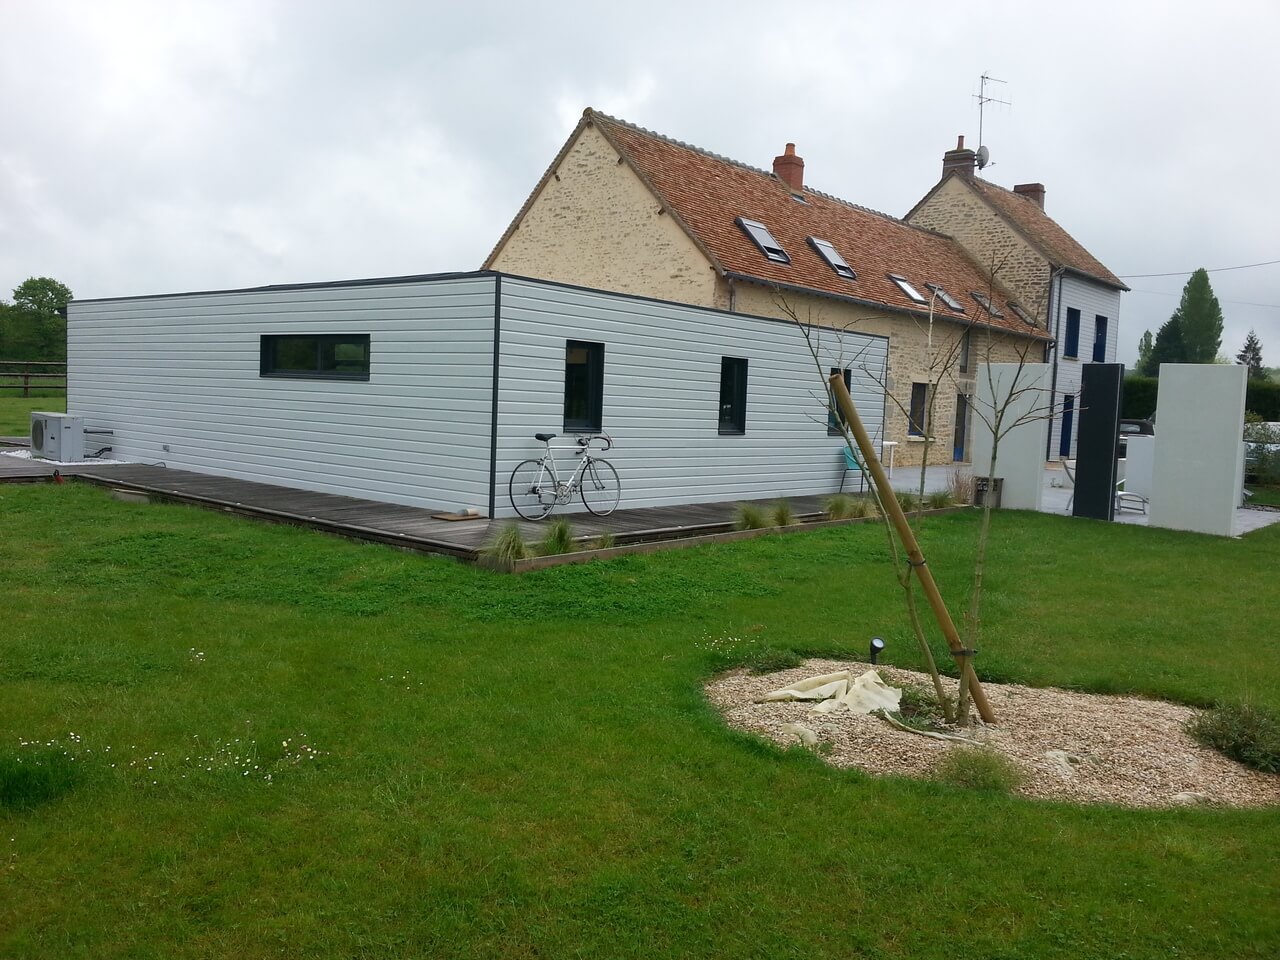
0 360 67 396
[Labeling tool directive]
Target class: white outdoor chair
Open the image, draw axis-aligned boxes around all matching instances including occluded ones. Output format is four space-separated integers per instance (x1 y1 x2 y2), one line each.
1114 481 1149 514
1060 458 1077 512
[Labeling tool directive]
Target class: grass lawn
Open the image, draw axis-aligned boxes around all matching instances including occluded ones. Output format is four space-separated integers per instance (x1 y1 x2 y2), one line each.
2 483 1279 958
1247 485 1280 507
0 394 65 435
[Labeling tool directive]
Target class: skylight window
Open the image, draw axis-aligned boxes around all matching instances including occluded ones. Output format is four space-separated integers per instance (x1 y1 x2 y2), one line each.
888 274 928 304
1008 302 1037 326
970 292 1005 318
808 237 856 280
736 217 790 263
925 284 965 312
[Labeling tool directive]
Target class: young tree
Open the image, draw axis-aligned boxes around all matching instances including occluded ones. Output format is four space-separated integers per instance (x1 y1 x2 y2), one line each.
1136 330 1153 373
1144 316 1185 374
1237 329 1265 379
1173 268 1224 364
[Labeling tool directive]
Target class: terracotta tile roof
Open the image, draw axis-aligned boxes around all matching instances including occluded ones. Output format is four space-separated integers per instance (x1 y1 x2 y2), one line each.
965 177 1128 291
586 110 1047 339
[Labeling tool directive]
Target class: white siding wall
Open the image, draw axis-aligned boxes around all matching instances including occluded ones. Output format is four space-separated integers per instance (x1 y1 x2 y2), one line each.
68 275 497 511
1048 274 1123 459
494 278 888 517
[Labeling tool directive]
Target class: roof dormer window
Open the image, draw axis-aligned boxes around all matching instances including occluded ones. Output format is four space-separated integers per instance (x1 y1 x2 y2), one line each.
925 284 964 312
970 292 1004 318
736 217 790 263
1008 302 1037 326
888 274 928 304
808 237 856 280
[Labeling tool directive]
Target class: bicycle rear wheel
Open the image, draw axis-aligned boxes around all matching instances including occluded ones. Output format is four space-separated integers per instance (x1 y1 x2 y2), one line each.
509 459 556 520
580 458 621 516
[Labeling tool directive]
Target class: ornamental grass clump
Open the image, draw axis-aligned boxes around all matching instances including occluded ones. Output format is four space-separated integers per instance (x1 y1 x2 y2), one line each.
925 490 954 510
538 518 576 556
480 522 531 568
734 503 768 530
1187 703 1280 774
825 494 855 520
930 746 1025 793
771 500 795 527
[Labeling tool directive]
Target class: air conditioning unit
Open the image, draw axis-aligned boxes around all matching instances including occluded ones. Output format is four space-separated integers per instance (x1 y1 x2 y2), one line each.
30 412 85 462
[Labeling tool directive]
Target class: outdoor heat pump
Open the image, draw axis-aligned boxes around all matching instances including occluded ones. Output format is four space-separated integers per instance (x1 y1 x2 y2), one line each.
30 412 85 462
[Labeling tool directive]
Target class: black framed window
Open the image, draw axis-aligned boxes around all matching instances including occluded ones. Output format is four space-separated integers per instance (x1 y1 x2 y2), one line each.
1064 308 1081 359
260 334 370 380
827 367 853 435
909 382 929 437
1093 316 1109 362
736 217 790 263
563 340 604 433
717 357 748 434
959 329 972 374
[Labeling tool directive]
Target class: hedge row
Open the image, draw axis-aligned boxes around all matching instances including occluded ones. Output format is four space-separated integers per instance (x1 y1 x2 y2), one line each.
1123 374 1280 420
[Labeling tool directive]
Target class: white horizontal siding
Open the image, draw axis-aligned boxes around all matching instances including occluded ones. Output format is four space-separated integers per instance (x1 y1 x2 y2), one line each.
68 276 497 511
1049 275 1123 459
494 279 888 517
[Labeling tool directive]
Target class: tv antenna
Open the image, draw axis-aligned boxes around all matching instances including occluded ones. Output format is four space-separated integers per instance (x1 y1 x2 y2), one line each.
973 73 1009 170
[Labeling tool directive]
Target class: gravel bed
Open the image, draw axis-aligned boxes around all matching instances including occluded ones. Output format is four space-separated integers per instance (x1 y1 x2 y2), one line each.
705 659 1280 808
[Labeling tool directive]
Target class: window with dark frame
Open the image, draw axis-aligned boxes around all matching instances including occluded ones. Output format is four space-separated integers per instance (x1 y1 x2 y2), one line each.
260 334 371 380
718 357 748 435
828 367 853 435
563 340 604 433
735 217 790 263
909 382 929 437
959 329 972 374
888 274 928 303
970 291 1004 318
1008 301 1037 326
808 237 856 280
1093 316 1109 362
926 283 965 312
1064 308 1081 358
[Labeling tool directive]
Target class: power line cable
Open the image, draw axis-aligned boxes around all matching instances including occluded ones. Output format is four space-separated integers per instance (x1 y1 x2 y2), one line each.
1127 287 1280 310
1117 258 1280 279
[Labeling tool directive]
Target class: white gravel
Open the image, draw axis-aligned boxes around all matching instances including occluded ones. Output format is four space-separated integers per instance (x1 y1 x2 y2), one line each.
705 659 1280 808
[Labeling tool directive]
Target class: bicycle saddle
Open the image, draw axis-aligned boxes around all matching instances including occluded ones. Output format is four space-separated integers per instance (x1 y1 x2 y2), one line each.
534 432 557 442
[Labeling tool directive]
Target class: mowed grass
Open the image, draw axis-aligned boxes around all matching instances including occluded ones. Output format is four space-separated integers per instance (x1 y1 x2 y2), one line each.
2 483 1279 959
0 394 65 434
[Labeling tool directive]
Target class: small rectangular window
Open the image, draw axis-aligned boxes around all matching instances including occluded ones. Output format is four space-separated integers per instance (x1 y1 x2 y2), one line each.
828 367 853 435
970 292 1004 318
563 340 604 432
1093 316 1109 362
889 274 928 303
808 237 856 279
260 334 371 380
736 217 790 263
926 284 965 312
1064 308 1081 359
909 383 930 437
718 357 748 434
1008 302 1037 326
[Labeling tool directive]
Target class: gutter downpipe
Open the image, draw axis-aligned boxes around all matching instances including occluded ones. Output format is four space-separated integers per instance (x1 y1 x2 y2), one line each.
727 276 737 313
1045 266 1066 460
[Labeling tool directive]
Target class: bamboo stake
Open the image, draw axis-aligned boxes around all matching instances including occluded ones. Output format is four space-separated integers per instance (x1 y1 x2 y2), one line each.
828 372 996 724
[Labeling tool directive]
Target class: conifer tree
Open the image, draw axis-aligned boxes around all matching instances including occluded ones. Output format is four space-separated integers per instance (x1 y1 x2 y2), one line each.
1237 329 1265 379
1173 268 1224 363
1143 317 1184 374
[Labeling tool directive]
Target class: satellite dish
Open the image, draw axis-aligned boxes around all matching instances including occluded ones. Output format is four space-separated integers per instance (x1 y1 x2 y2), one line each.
976 145 991 170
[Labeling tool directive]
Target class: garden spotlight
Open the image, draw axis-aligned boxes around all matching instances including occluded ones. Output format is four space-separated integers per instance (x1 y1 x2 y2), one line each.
870 637 885 665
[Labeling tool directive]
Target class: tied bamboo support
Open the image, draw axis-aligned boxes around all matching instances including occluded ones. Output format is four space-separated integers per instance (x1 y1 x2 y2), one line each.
828 373 996 725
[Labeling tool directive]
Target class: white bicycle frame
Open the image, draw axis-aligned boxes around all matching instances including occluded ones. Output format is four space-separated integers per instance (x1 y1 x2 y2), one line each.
531 434 612 503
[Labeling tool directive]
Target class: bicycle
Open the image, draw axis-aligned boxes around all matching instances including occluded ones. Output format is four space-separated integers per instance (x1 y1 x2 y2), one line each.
508 432 621 520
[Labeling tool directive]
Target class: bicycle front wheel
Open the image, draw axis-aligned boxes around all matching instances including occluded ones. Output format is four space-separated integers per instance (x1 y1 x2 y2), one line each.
580 458 621 516
509 459 556 520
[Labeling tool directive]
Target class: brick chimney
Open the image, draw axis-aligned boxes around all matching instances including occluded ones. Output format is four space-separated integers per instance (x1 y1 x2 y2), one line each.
773 143 804 191
1013 182 1046 209
941 135 976 179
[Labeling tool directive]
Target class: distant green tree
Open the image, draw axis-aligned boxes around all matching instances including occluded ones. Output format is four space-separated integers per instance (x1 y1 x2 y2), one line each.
1237 329 1266 380
1173 268 1224 364
12 277 73 317
1142 317 1185 375
1136 329 1154 373
1 277 72 361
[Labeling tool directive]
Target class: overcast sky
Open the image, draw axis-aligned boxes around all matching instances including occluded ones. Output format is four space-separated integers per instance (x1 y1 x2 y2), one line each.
2 0 1276 365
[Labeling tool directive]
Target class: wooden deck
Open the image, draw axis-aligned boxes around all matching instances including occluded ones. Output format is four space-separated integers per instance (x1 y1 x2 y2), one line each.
3 458 843 559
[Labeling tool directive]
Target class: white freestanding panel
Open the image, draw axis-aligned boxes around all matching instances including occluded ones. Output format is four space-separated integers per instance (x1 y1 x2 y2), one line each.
1149 364 1247 536
1124 435 1155 498
969 363 1052 511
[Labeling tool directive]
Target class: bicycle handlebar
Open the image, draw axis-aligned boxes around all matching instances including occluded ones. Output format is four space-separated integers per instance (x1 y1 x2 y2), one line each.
574 432 613 452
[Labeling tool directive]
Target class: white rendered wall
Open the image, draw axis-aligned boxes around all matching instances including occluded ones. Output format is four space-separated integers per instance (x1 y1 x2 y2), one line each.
1124 435 1155 498
1149 364 1247 536
969 363 1052 511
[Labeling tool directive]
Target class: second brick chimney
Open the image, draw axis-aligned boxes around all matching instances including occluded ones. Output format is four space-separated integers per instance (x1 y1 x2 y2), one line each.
1013 182 1046 209
773 143 804 191
941 135 976 179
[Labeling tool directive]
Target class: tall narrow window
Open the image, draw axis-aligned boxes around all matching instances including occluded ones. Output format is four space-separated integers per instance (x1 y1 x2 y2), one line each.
959 329 972 375
909 383 929 437
1064 308 1081 359
1093 316 1109 362
718 357 748 434
563 340 604 433
1060 395 1075 457
828 367 853 435
260 334 371 380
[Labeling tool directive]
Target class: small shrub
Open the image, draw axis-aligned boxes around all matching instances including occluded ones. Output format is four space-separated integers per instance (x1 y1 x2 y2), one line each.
925 490 954 510
538 518 576 556
949 469 974 504
930 746 1024 793
735 503 769 530
480 522 531 567
771 499 794 527
895 490 920 513
825 494 855 520
848 497 879 519
591 532 617 549
895 685 949 730
0 748 83 811
1187 703 1280 774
